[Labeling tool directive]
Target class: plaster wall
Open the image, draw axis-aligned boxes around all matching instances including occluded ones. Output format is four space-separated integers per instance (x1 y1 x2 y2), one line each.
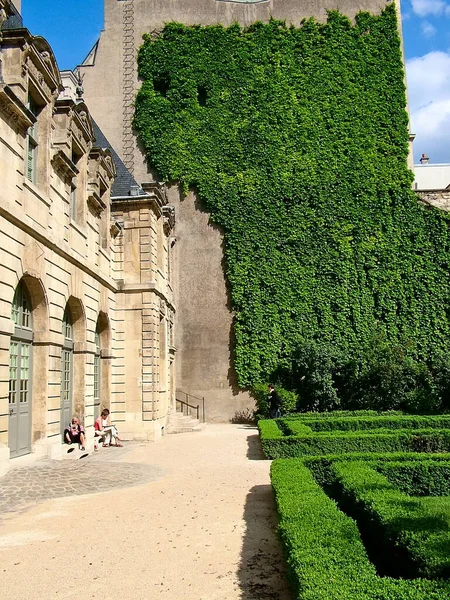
169 187 253 421
414 164 450 191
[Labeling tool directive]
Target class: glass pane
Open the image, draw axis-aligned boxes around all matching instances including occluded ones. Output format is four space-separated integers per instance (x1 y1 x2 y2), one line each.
9 341 18 404
12 282 32 330
93 354 100 400
61 349 72 403
63 309 73 340
20 344 30 379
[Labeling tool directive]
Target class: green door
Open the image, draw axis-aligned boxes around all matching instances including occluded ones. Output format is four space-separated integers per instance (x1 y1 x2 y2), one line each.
8 282 33 458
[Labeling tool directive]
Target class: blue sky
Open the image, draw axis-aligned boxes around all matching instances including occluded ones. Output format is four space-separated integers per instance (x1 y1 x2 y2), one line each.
21 0 450 164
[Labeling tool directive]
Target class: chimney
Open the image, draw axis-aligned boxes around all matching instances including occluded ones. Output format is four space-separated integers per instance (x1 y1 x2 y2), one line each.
420 153 430 165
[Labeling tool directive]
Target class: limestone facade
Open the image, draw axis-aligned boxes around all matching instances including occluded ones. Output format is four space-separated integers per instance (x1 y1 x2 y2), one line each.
0 3 175 475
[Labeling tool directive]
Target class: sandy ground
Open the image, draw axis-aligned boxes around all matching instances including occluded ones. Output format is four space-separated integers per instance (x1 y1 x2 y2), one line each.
0 424 292 600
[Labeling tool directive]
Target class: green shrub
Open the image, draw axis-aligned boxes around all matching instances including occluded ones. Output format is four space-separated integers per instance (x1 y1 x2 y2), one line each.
271 458 450 599
259 423 450 459
291 409 404 418
289 414 450 432
251 383 298 417
378 460 450 497
331 460 450 578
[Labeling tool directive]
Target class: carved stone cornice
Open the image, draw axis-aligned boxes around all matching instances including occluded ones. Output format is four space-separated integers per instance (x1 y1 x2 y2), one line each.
51 149 79 184
110 220 123 238
87 191 107 216
0 82 35 131
141 180 168 206
163 205 175 234
89 147 116 181
2 30 62 101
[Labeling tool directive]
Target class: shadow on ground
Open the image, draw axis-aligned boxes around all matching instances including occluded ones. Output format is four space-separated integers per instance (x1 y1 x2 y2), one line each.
246 432 266 460
237 484 292 600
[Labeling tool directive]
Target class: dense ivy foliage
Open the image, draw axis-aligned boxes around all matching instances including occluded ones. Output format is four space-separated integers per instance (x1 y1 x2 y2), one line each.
135 5 450 400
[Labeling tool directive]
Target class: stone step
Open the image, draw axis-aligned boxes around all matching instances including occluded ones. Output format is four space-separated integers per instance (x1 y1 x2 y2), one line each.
166 412 206 434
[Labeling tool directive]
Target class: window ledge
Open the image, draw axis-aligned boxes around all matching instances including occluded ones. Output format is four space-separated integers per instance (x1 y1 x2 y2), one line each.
23 179 51 207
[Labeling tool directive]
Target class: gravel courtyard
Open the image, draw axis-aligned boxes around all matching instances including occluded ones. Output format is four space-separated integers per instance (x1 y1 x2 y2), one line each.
0 424 291 600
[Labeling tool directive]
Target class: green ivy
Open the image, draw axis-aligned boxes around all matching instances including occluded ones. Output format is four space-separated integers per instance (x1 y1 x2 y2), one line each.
135 5 450 390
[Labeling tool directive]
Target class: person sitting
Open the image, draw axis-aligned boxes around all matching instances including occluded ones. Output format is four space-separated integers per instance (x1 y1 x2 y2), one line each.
64 416 86 451
94 408 123 447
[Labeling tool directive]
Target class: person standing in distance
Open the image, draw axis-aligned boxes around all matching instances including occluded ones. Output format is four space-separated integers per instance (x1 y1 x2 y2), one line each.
268 384 281 419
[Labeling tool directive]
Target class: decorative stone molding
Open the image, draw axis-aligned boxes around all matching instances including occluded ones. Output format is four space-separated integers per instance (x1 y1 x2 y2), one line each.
163 205 175 234
110 220 123 238
25 55 52 99
122 0 135 172
2 29 62 103
51 149 79 184
87 191 107 216
0 82 35 131
0 7 7 29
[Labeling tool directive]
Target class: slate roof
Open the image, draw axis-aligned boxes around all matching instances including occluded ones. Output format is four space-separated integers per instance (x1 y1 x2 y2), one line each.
1 3 23 30
91 119 145 198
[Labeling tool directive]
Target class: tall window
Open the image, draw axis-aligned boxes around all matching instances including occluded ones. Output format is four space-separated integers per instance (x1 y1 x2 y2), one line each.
70 184 77 221
26 96 39 184
9 281 33 458
93 326 101 419
61 307 74 434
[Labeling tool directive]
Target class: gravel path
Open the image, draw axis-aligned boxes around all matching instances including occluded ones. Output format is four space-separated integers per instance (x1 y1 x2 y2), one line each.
0 424 292 600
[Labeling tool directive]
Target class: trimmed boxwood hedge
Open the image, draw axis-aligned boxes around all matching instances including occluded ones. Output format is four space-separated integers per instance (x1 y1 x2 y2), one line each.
259 419 450 458
287 410 404 419
284 414 450 432
331 460 450 578
378 460 450 497
271 458 450 599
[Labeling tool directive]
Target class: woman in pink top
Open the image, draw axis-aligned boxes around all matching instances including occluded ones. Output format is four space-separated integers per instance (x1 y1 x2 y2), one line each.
94 408 122 447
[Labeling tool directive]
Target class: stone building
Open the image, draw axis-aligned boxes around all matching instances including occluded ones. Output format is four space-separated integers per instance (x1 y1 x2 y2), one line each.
0 0 175 475
78 0 403 421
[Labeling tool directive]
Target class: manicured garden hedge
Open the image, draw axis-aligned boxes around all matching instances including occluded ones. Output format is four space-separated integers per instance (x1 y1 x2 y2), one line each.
259 418 450 458
331 460 450 578
288 410 404 419
284 414 450 432
271 458 450 599
377 460 450 497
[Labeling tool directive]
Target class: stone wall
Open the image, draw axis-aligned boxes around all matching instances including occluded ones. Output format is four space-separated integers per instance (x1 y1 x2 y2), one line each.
417 190 450 212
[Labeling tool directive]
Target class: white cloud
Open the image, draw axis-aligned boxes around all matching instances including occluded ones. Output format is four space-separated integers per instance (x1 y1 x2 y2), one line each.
420 20 437 37
406 51 450 162
411 0 450 17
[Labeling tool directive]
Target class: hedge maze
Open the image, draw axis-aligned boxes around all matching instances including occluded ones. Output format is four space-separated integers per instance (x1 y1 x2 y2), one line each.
260 413 450 599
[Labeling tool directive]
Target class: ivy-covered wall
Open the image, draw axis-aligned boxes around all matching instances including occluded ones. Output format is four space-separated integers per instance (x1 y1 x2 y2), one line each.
134 5 450 396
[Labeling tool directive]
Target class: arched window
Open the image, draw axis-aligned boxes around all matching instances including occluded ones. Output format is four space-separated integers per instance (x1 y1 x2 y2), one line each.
93 325 101 419
9 281 33 458
60 307 74 434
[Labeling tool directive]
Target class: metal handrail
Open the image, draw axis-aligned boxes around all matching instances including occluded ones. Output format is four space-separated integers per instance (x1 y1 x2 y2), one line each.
176 398 199 420
176 390 206 423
